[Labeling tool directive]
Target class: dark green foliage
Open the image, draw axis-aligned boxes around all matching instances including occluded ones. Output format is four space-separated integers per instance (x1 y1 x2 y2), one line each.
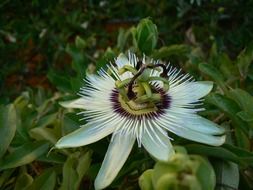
0 1 253 189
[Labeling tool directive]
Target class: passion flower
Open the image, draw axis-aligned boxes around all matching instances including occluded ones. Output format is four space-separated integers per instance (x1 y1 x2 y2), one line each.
55 52 225 190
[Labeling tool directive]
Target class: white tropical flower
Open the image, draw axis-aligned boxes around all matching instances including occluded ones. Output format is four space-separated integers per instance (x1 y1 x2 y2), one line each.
55 52 225 190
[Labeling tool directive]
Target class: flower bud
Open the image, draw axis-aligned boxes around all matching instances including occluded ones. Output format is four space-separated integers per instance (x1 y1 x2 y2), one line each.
133 18 158 55
139 148 216 190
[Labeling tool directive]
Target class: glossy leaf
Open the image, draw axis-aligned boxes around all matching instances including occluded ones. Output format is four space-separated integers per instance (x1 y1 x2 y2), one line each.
29 127 58 144
152 44 190 59
237 44 253 79
47 69 72 93
117 28 131 52
0 104 17 158
237 111 253 122
219 53 238 79
0 141 49 171
185 144 253 167
14 172 33 190
234 127 250 149
199 63 226 91
0 169 15 187
28 169 56 190
199 63 224 82
60 151 92 190
185 144 238 163
213 160 239 190
38 152 66 164
206 93 248 131
34 113 58 129
228 88 253 122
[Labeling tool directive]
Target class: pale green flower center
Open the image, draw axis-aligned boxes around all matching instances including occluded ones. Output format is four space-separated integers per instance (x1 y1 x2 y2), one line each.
115 62 169 115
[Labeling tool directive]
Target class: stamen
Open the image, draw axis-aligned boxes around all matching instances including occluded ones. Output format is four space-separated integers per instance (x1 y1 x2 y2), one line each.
114 61 170 117
118 65 138 75
126 63 170 100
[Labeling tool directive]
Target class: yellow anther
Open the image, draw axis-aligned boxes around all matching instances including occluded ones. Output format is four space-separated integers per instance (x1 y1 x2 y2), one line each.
141 82 152 98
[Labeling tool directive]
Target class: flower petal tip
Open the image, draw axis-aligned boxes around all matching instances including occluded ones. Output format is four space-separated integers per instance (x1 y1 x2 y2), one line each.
94 178 108 190
59 98 85 109
199 81 214 94
212 134 226 146
158 149 176 162
54 138 68 149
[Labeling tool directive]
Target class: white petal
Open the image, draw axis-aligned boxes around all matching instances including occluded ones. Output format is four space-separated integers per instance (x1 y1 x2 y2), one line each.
157 116 226 146
142 127 175 162
169 81 213 104
95 133 135 190
178 129 226 146
59 98 86 109
182 115 225 135
55 122 115 148
163 112 225 135
116 53 129 68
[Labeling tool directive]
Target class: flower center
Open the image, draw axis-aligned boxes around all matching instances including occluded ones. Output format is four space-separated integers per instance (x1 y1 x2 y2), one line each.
118 91 158 116
112 61 171 119
110 86 170 119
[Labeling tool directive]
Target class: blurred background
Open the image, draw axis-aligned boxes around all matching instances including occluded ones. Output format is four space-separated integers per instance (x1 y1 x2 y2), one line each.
0 1 253 190
1 0 253 101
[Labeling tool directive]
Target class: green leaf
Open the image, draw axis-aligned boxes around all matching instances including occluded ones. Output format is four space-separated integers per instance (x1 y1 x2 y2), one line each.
206 93 248 131
185 144 239 164
152 44 190 59
199 63 224 82
60 151 92 190
237 111 253 122
228 88 253 109
206 93 238 116
47 69 72 93
14 172 33 190
59 154 79 190
234 127 250 149
62 113 80 134
28 169 56 190
38 152 66 164
34 113 58 129
186 144 253 167
0 169 15 187
213 160 239 190
199 63 226 91
228 88 253 119
76 150 92 187
0 104 17 158
29 127 58 144
0 141 49 171
223 143 253 158
219 53 238 79
117 28 131 52
66 44 87 78
237 44 253 79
